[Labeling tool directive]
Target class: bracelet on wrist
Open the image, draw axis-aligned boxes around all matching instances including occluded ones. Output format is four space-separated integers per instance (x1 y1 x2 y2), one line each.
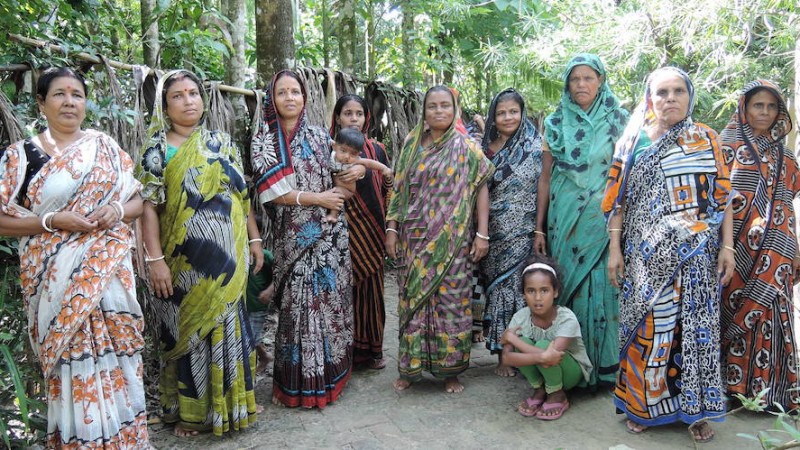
41 212 57 233
475 232 490 241
295 191 304 206
249 238 263 245
722 245 735 253
111 201 125 221
534 230 546 236
386 227 398 235
608 228 622 233
145 255 165 263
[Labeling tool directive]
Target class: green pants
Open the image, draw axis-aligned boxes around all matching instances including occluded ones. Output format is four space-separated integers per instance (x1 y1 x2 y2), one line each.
517 338 582 394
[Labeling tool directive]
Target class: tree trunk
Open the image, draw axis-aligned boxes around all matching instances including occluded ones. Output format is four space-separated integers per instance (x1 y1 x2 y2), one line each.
256 0 295 83
337 0 356 73
366 0 377 79
401 0 415 88
792 32 799 153
224 0 248 140
322 0 330 67
141 0 160 68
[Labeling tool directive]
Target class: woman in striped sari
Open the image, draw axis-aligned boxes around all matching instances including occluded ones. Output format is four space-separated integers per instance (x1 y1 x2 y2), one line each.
330 94 392 370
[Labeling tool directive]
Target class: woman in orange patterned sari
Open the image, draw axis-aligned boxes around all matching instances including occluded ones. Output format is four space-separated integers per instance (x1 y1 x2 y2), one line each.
720 80 800 412
0 67 148 448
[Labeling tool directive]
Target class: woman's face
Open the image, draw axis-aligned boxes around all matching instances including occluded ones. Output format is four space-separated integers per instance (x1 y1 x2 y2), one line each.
336 100 366 131
650 71 690 130
424 90 455 133
165 77 203 128
494 99 522 138
38 76 86 133
567 65 602 111
745 90 779 137
274 75 305 122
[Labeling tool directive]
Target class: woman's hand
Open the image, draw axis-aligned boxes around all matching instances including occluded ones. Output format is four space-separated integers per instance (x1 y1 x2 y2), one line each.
250 242 264 274
51 211 98 233
607 246 625 288
337 165 366 183
148 259 174 299
533 233 547 255
385 231 398 259
718 246 735 286
470 236 489 263
315 189 346 211
86 205 121 230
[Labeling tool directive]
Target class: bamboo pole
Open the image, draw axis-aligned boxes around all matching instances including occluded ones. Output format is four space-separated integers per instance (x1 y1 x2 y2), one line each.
7 33 256 97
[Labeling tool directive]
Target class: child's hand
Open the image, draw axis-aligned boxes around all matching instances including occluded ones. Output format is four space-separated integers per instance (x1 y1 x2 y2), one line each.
500 326 521 345
540 343 564 368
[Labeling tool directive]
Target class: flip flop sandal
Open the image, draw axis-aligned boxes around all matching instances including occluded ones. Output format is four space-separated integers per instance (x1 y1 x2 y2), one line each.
535 400 570 421
517 396 544 417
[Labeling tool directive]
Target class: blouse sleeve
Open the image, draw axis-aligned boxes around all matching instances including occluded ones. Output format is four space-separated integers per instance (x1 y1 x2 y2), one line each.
0 142 27 216
555 308 582 339
135 135 167 205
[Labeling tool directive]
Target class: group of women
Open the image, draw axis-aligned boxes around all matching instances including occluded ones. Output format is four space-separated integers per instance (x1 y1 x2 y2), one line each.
1 57 798 447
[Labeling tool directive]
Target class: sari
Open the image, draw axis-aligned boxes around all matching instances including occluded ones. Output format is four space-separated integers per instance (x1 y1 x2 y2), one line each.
0 130 148 448
602 67 731 426
720 80 800 411
544 54 629 386
136 71 257 435
479 88 542 352
330 112 392 366
251 70 352 408
386 89 494 381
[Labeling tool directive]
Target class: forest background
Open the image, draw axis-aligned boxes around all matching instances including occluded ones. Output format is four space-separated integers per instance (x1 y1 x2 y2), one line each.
0 0 798 447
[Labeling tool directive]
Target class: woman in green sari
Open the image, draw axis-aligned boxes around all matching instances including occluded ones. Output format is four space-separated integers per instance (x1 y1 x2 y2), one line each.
538 54 629 388
137 70 263 437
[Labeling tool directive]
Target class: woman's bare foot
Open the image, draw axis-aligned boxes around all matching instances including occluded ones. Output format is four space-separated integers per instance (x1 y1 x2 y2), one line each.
256 344 272 374
444 377 464 394
625 419 648 434
271 395 285 406
173 424 199 437
690 422 715 442
256 404 265 414
472 329 485 343
393 378 411 391
494 363 516 377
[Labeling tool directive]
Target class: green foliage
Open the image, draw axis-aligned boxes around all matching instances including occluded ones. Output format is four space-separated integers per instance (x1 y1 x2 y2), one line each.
0 238 47 448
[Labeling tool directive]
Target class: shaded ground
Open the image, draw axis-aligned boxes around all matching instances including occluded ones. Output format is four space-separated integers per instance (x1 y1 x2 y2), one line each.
149 271 782 449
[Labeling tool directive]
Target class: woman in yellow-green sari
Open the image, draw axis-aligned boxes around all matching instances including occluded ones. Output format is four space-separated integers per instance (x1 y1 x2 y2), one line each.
137 70 264 437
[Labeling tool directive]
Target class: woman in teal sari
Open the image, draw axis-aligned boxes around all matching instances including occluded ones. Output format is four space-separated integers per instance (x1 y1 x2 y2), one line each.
137 70 263 436
538 54 629 387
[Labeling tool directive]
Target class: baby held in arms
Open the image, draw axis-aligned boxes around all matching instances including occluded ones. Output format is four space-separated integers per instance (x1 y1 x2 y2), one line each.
326 127 393 222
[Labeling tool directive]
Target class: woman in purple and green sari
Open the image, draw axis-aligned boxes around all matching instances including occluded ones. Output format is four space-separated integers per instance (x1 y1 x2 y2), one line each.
385 85 494 394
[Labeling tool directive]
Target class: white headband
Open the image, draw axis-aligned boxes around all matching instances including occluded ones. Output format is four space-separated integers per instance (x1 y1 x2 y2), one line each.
522 263 557 277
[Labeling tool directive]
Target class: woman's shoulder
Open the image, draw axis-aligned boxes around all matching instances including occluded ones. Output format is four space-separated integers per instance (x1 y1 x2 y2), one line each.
687 122 720 140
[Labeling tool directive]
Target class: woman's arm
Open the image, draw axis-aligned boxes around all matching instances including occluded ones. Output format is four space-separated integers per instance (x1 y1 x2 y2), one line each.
87 194 144 229
247 205 264 274
270 189 346 211
0 210 98 236
535 149 553 254
385 219 398 259
470 183 490 263
718 202 735 285
141 201 173 299
607 212 624 287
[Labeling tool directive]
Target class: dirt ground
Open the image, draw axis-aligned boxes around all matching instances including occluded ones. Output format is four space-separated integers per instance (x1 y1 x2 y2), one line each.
148 271 788 450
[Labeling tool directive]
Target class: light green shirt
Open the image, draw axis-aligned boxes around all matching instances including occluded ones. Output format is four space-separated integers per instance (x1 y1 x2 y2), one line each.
508 305 593 382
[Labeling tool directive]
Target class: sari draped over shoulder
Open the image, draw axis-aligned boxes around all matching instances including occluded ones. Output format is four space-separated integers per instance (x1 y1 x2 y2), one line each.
720 80 800 410
330 113 392 365
544 54 628 386
386 91 494 380
602 67 732 426
251 70 352 408
136 70 256 435
479 88 542 352
0 130 148 448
